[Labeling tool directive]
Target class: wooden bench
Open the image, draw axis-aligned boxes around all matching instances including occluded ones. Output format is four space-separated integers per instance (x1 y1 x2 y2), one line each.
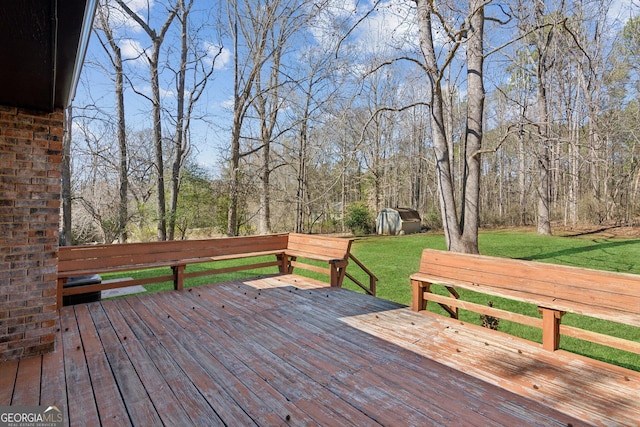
410 249 640 355
57 233 354 308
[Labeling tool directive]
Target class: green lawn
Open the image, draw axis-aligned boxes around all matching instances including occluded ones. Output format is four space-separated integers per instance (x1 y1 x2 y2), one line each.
102 229 640 371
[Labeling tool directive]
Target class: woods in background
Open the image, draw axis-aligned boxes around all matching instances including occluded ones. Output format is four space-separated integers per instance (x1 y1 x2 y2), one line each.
63 0 640 246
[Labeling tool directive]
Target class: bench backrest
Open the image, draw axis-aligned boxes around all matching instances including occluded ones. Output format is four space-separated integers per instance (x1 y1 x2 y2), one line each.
287 233 352 261
59 234 289 276
417 249 640 326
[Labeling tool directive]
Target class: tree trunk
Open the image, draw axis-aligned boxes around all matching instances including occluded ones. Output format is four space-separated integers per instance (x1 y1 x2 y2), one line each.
115 49 128 243
258 140 272 234
115 0 178 241
95 1 129 243
168 1 190 240
415 0 484 253
518 120 527 225
227 12 241 237
295 102 309 233
150 47 167 241
535 0 552 235
227 107 242 236
459 0 484 253
415 0 460 251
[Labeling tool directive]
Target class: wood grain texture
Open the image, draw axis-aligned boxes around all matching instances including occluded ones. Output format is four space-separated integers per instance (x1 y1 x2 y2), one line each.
2 275 638 425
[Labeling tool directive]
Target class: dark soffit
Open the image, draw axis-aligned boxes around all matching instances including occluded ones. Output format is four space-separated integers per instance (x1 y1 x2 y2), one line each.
0 0 96 112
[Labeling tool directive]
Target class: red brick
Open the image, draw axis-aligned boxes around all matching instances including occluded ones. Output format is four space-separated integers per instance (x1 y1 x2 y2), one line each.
3 129 33 138
1 107 62 361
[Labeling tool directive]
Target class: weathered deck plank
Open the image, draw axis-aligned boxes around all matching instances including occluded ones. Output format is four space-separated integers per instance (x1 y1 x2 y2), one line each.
40 324 69 426
74 304 131 427
99 299 222 426
1 274 638 426
58 306 101 427
11 355 40 406
140 289 305 425
0 359 18 405
83 302 163 426
122 295 264 425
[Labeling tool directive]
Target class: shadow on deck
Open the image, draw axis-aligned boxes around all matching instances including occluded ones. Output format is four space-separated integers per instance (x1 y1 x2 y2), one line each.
2 274 638 426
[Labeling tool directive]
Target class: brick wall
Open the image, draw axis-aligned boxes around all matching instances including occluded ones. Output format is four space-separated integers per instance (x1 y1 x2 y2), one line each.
0 105 63 361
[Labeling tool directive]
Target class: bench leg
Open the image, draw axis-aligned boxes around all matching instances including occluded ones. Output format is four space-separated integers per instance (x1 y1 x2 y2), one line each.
173 265 185 291
411 280 430 312
330 260 348 287
540 307 565 351
276 254 288 274
287 256 296 274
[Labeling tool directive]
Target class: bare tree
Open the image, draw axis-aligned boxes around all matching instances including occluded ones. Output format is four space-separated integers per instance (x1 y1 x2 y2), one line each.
225 0 315 235
95 0 129 243
115 0 180 241
532 0 553 235
167 0 221 240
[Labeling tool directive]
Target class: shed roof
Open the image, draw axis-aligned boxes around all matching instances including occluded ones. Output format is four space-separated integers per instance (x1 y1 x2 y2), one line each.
392 208 421 222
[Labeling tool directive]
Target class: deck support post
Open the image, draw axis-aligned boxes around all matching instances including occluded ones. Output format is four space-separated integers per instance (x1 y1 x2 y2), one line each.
540 307 565 351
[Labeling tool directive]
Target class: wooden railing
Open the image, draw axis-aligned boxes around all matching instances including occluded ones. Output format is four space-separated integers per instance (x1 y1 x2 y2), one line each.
345 253 377 296
57 233 371 308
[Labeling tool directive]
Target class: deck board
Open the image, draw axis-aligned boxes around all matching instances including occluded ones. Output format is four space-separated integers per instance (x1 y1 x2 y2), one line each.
2 274 639 426
125 294 270 425
40 324 69 416
59 306 101 427
74 304 131 427
0 359 18 405
11 355 40 406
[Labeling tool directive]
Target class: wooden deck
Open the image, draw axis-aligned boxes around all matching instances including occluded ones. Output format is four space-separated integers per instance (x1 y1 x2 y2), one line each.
2 274 639 426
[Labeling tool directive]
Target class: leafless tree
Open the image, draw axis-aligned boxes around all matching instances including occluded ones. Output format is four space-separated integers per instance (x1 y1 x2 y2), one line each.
225 0 318 235
167 0 221 240
95 0 129 243
116 0 180 241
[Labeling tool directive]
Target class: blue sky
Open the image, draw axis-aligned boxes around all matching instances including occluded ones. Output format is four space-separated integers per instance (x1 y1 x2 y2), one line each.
72 0 638 175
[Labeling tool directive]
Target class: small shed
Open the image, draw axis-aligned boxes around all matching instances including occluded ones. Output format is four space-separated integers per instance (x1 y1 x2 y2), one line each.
376 208 422 235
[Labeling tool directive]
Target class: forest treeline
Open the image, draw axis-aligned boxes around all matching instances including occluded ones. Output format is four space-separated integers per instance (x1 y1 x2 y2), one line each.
63 0 639 245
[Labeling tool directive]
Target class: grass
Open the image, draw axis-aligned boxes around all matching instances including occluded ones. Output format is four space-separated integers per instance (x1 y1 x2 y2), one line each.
101 228 640 371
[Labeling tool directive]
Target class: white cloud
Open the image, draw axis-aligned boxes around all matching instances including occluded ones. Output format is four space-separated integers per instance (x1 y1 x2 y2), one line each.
119 38 146 62
120 0 156 33
160 87 175 99
125 0 155 12
352 0 418 55
308 0 359 48
220 96 234 110
309 0 420 58
204 42 232 70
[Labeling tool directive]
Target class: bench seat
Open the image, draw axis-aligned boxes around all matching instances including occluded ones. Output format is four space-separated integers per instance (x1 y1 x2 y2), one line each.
411 249 640 355
57 234 354 308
